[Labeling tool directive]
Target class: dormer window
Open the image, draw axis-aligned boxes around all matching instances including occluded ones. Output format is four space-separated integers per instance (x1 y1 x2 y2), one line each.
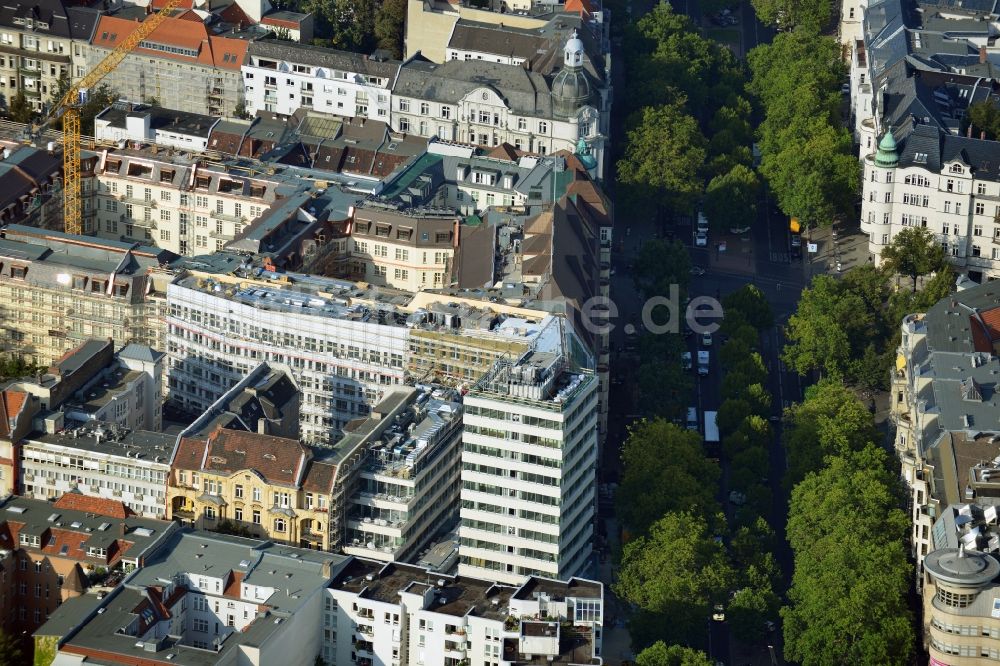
950 163 964 174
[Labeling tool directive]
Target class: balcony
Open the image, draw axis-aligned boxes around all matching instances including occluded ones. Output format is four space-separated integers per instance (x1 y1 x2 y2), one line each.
207 87 224 97
118 194 156 207
210 209 246 224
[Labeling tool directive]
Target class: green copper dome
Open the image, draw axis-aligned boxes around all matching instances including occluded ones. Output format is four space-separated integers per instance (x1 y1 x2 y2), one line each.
874 130 899 168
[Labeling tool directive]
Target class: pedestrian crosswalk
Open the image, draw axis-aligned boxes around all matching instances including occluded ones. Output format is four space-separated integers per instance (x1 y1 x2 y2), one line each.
769 251 790 263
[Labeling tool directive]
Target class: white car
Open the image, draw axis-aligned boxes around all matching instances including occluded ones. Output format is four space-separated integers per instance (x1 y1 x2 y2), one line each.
712 604 726 622
695 230 708 247
701 331 713 347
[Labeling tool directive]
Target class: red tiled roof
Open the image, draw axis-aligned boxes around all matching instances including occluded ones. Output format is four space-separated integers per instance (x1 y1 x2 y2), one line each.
53 493 135 519
91 15 248 70
302 460 336 494
40 527 89 561
971 315 993 353
981 306 1000 341
565 0 596 16
219 2 253 27
0 389 28 439
260 15 302 28
486 143 522 162
223 570 243 598
175 428 310 486
152 0 195 9
173 437 208 472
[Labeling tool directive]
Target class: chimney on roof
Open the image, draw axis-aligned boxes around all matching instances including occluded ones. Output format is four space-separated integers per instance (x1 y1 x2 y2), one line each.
981 46 988 64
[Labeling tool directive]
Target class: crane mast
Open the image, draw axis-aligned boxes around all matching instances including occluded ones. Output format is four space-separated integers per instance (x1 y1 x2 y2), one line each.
39 0 184 234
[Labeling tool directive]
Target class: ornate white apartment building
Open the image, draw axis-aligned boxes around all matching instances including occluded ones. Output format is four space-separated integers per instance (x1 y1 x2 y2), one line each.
861 125 1000 282
391 35 608 178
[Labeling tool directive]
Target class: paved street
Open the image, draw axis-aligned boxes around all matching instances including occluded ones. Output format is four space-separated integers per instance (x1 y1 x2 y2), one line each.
601 0 805 663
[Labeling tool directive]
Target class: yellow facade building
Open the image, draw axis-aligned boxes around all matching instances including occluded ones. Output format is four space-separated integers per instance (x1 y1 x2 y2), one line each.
167 427 336 551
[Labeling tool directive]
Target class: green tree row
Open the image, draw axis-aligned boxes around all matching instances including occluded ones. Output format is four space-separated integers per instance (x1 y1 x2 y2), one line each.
629 238 694 420
780 382 915 664
747 31 858 228
782 227 953 387
617 3 757 225
714 286 782 645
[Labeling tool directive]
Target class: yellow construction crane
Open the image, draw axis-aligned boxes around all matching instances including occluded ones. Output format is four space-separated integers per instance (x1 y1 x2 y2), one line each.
35 0 184 234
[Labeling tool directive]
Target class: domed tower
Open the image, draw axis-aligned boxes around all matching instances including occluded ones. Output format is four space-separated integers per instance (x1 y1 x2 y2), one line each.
874 130 899 168
551 31 593 118
861 129 899 255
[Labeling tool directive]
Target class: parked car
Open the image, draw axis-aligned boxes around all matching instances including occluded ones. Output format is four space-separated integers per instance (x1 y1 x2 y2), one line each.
841 82 851 95
701 331 713 347
728 490 746 505
681 351 693 371
697 212 710 232
695 230 708 247
712 604 726 622
790 233 802 248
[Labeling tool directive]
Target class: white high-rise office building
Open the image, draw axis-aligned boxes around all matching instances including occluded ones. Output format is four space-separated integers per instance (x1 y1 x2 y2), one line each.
459 351 598 585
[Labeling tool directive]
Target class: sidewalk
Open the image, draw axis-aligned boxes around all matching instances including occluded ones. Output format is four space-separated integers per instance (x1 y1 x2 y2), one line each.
804 223 871 279
598 516 633 665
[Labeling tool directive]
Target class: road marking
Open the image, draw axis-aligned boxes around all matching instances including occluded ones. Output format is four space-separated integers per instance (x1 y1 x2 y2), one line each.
769 251 790 263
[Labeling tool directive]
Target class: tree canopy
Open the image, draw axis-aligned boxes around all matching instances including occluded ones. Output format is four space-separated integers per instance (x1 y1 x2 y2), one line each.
618 103 707 215
967 100 1000 140
782 261 954 387
636 642 714 666
782 379 880 486
373 0 406 58
624 2 745 122
703 164 760 233
633 239 692 298
616 511 733 647
7 89 32 124
617 420 721 533
748 31 856 228
722 284 774 331
750 0 833 33
782 446 914 665
636 333 693 419
879 227 948 292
